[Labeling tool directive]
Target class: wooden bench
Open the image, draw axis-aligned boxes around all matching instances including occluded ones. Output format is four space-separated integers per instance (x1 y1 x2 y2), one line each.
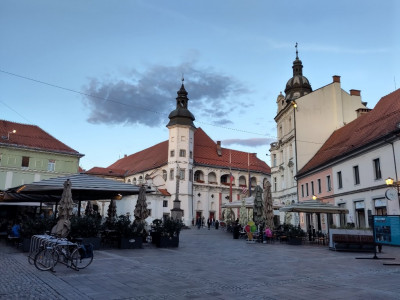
332 234 375 252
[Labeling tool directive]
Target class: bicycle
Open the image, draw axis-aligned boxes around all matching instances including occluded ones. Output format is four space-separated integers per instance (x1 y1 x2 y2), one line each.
34 237 93 271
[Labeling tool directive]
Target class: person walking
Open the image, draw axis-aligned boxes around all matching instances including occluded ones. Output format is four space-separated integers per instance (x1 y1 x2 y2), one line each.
207 218 211 230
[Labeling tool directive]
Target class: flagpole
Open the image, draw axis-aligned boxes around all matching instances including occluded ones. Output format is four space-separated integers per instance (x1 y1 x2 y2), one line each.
248 153 251 197
229 150 233 203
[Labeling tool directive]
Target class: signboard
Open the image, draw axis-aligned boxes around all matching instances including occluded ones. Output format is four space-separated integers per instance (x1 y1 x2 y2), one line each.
374 215 400 246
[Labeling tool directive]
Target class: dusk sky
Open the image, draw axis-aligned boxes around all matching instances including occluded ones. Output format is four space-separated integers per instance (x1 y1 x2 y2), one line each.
1 1 399 171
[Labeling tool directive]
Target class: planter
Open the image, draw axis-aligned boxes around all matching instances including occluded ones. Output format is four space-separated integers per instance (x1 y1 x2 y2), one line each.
288 237 303 245
119 237 143 249
157 236 179 248
80 237 102 250
22 238 32 252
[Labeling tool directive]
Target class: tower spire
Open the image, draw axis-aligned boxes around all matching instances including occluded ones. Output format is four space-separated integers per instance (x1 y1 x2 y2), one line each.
295 42 298 59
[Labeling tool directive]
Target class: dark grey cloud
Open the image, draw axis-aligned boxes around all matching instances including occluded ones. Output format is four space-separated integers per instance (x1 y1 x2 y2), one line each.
82 62 249 127
221 137 275 147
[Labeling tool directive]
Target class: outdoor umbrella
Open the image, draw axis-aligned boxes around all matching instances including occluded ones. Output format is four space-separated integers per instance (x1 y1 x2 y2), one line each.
263 181 274 229
239 199 248 227
107 198 117 223
85 200 94 216
252 185 264 226
51 179 73 238
134 185 150 223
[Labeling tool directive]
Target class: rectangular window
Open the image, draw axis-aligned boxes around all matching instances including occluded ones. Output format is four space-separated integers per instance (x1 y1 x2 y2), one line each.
317 179 321 194
301 184 304 197
273 154 277 167
311 181 314 195
148 209 152 216
326 175 331 191
163 200 168 208
179 149 186 157
337 171 343 189
273 177 277 192
306 183 309 196
373 158 382 180
170 150 175 157
48 159 55 172
179 168 185 180
353 165 360 185
170 169 174 180
21 156 29 168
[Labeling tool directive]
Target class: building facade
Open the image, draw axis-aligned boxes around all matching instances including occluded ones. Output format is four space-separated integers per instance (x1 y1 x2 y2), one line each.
0 120 83 190
87 83 271 226
270 49 368 223
296 89 400 231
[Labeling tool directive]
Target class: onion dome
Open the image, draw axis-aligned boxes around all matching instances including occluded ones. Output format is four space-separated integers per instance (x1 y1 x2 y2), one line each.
166 80 195 128
284 44 312 102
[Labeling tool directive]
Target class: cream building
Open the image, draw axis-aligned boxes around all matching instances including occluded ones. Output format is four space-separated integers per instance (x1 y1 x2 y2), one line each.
270 48 368 222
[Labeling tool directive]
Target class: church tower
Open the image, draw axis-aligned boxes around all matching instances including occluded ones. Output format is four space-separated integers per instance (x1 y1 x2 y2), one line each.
166 79 196 223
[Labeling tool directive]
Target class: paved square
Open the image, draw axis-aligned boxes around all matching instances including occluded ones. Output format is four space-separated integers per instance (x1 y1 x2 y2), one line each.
1 228 400 299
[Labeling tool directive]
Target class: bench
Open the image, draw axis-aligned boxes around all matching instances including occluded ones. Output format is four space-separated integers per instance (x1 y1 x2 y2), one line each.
332 234 375 252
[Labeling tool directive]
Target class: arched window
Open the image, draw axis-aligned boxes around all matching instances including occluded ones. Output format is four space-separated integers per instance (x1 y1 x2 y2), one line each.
250 177 257 187
133 177 137 185
162 170 167 181
127 179 131 184
221 174 234 185
208 172 217 184
194 170 204 183
239 176 247 187
138 176 143 185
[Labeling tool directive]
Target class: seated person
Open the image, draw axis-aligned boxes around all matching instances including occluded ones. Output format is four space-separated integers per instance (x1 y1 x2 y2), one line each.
10 222 21 238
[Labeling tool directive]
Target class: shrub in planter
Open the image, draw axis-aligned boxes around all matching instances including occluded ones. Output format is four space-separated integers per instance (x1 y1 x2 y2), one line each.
70 215 102 250
151 218 183 248
20 217 57 252
115 215 145 249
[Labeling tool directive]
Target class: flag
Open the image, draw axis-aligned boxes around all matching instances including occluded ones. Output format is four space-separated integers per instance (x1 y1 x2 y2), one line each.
241 187 248 195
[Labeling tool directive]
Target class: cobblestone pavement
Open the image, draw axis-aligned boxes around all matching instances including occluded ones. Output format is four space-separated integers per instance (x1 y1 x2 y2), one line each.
1 228 400 300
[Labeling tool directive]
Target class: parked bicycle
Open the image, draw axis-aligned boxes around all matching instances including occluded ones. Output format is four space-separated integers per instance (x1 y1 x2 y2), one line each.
34 237 93 271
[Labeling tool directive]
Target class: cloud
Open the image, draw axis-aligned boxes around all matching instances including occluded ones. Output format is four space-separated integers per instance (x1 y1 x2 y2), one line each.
221 137 274 147
82 62 249 127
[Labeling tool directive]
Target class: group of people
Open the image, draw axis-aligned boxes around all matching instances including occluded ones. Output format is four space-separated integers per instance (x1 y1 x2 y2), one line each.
194 217 220 230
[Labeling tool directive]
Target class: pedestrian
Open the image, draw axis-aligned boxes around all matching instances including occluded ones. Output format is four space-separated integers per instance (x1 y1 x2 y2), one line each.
207 218 211 230
196 217 201 229
215 220 219 230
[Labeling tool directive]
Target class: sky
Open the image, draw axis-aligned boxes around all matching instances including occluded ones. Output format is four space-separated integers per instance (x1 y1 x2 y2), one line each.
1 1 399 171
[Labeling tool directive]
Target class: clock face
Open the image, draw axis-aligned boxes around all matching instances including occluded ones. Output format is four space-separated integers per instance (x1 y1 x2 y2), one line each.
385 188 397 201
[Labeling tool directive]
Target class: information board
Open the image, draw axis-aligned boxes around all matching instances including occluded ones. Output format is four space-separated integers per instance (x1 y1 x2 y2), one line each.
374 215 400 246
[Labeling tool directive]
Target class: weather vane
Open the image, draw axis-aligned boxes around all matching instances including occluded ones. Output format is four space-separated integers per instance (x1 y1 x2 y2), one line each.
295 42 298 59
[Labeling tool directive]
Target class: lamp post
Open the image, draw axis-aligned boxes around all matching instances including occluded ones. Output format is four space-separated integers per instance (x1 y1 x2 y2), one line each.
385 177 400 206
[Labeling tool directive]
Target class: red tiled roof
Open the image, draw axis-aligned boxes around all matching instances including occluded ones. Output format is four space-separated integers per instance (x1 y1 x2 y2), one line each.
158 189 171 196
0 119 82 156
108 140 169 175
90 128 271 176
298 89 400 176
194 128 271 174
85 167 127 177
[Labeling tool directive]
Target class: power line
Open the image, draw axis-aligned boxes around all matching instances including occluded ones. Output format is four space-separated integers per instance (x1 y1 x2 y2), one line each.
0 68 272 137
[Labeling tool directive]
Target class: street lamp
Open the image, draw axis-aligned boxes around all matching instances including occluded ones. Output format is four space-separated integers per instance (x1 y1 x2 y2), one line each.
385 177 399 203
312 195 317 200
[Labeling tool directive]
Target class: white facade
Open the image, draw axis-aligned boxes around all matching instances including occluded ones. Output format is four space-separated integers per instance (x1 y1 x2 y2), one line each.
332 140 400 228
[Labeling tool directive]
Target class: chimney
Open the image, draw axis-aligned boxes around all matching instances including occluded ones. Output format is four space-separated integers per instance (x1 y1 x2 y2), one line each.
356 108 372 118
216 141 222 156
124 154 127 158
350 89 361 96
332 75 341 83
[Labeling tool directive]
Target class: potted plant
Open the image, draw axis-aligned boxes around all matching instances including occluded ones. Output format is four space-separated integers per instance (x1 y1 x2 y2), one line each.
70 215 102 250
153 218 183 248
20 217 56 252
115 215 144 249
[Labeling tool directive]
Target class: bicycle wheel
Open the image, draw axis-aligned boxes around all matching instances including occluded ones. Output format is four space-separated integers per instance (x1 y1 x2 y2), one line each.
28 247 42 265
71 247 93 269
34 248 58 271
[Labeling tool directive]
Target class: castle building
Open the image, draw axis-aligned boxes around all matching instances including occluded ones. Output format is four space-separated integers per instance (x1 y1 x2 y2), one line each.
87 81 271 226
270 46 368 224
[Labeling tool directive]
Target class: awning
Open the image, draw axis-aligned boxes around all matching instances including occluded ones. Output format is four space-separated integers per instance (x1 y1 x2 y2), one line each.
279 200 349 214
221 196 280 209
0 202 51 207
2 173 142 202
